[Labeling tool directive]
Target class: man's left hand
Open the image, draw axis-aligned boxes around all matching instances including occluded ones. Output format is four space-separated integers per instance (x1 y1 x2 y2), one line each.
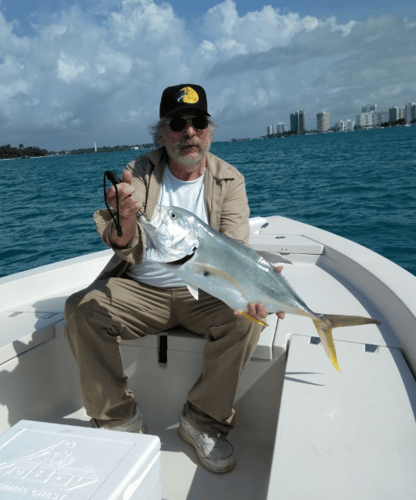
233 266 286 321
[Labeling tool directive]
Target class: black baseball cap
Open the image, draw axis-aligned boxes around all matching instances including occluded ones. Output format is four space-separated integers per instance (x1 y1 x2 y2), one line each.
159 84 210 118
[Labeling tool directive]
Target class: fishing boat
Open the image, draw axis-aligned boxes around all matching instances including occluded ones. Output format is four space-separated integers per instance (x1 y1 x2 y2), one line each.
1 215 416 499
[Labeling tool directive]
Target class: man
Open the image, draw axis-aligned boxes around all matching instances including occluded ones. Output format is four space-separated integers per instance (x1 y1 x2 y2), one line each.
65 84 284 474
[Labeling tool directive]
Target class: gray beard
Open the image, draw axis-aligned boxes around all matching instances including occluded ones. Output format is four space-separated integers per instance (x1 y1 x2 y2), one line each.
171 152 205 169
168 141 210 169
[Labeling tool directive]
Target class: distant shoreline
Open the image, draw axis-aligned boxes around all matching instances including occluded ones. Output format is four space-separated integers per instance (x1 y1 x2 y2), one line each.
0 143 154 160
1 122 414 160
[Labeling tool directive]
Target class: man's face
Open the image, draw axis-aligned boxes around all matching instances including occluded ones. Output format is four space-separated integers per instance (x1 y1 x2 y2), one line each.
159 115 212 169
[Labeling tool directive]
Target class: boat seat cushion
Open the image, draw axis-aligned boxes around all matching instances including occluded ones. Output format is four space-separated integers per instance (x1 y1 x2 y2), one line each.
121 313 279 361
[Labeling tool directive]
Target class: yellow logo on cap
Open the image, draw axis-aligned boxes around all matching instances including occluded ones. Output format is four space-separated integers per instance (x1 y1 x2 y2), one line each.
177 87 199 104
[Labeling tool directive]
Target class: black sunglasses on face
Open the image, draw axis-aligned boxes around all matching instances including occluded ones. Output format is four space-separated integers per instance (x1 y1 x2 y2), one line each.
167 116 209 132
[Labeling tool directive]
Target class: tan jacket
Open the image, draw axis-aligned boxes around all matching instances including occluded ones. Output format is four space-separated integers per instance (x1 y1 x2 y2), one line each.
93 147 250 279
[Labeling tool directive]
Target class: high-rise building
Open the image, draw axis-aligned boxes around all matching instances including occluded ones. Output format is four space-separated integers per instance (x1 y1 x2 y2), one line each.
356 110 388 127
298 110 306 133
267 123 286 136
316 112 330 132
374 111 388 125
290 111 306 133
362 104 377 113
335 120 355 131
389 107 405 122
276 123 286 134
405 103 416 123
356 112 374 128
290 113 298 133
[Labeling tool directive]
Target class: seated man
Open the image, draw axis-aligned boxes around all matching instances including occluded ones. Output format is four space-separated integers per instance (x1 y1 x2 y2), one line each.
65 83 283 474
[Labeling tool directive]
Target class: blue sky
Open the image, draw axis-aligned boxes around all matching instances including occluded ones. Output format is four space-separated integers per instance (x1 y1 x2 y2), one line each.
0 0 415 149
3 0 415 32
172 0 415 24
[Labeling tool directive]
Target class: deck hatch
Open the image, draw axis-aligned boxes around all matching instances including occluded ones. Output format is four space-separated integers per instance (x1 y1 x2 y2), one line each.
248 234 324 255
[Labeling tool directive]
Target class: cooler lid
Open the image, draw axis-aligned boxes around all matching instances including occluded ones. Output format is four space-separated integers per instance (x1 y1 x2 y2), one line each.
0 420 161 500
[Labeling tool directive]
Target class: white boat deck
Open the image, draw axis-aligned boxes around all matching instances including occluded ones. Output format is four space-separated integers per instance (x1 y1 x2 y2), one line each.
270 335 416 499
35 406 279 500
1 215 416 499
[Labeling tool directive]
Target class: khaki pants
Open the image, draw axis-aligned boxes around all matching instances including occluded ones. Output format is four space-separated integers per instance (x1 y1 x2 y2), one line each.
65 277 262 437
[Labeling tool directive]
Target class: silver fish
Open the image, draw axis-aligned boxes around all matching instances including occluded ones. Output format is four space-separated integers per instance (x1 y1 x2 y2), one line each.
139 206 380 371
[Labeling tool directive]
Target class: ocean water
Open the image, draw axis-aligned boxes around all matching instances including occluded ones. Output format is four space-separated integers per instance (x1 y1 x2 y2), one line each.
1 126 415 279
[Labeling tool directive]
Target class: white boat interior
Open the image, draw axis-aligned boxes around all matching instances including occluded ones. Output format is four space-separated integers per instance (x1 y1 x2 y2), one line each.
1 215 416 499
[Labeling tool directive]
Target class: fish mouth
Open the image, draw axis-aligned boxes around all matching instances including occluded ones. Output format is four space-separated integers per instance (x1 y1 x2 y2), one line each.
165 247 197 266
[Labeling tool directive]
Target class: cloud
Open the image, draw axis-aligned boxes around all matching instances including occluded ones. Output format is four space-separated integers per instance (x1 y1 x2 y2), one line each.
0 1 192 147
203 11 416 130
0 0 414 149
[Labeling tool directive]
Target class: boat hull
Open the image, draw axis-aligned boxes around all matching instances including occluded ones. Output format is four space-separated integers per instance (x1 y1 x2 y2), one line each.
1 215 416 499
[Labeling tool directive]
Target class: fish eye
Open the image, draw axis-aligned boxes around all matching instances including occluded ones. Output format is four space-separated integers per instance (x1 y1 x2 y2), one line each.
170 212 176 219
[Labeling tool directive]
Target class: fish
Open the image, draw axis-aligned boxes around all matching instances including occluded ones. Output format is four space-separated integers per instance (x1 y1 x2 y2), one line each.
139 206 381 371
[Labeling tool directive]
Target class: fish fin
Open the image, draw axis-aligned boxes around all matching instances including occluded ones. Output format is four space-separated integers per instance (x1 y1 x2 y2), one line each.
186 283 199 300
313 320 341 372
240 311 269 327
313 314 381 372
324 314 381 328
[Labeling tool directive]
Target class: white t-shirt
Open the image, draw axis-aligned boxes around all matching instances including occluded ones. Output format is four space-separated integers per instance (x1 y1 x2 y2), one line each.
126 166 208 287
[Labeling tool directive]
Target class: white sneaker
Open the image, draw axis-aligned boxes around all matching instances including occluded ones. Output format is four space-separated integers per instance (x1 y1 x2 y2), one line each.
90 402 146 433
178 410 236 473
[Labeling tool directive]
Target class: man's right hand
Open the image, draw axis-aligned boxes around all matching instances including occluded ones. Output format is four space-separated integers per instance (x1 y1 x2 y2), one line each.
106 170 141 221
106 170 142 247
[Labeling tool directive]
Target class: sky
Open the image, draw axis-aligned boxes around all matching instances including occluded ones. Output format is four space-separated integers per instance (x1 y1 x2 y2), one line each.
0 0 415 150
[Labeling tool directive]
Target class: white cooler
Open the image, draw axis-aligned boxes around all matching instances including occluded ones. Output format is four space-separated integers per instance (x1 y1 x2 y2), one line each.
0 420 162 500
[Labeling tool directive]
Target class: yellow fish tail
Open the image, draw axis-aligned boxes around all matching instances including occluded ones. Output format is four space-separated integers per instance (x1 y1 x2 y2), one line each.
313 320 341 372
313 314 381 372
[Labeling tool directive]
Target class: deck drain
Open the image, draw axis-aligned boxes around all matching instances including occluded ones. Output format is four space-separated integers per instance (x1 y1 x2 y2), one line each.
310 337 321 345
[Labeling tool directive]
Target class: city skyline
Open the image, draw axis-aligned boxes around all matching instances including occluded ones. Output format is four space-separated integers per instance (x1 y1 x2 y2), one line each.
266 99 415 135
